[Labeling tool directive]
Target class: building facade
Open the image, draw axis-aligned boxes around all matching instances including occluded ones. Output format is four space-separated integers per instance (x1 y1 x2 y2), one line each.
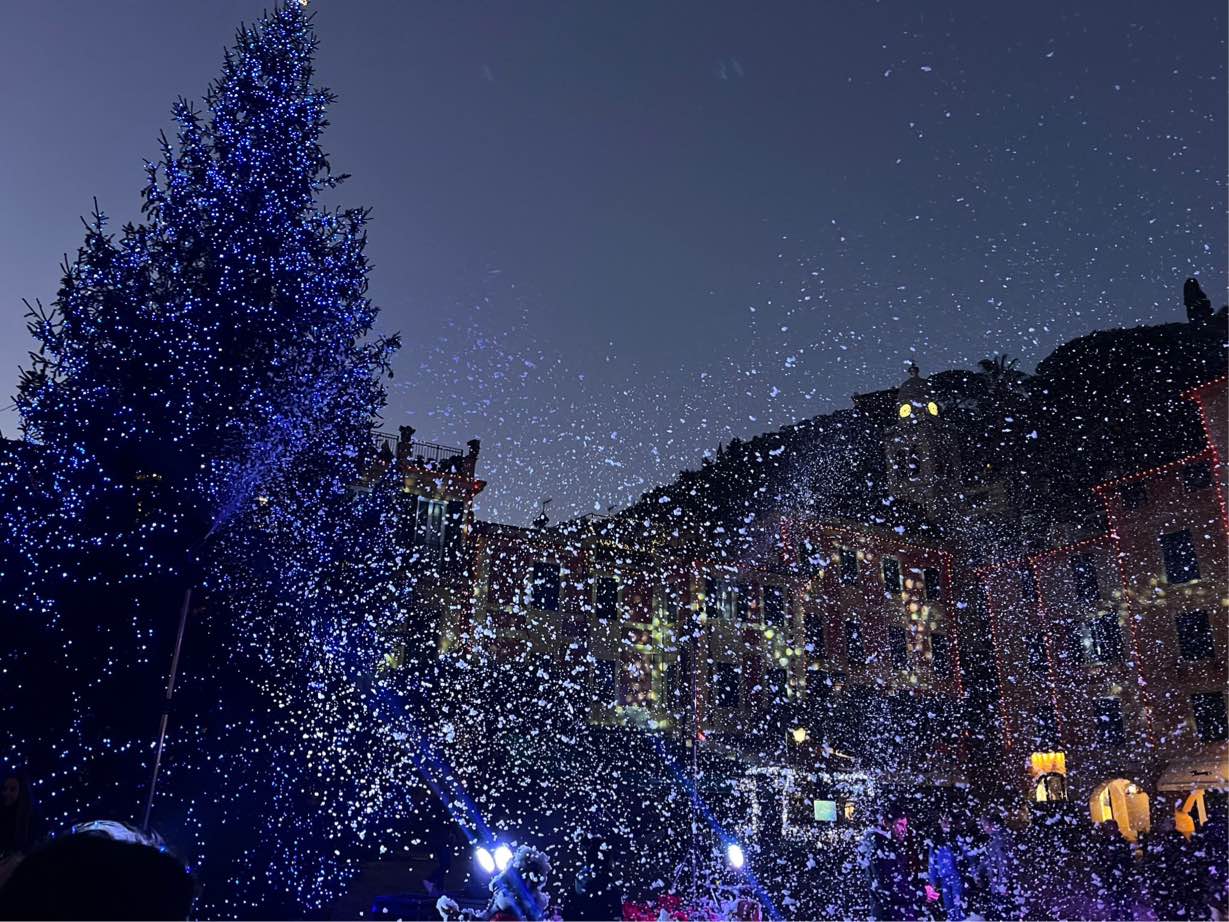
978 376 1228 838
383 362 1226 841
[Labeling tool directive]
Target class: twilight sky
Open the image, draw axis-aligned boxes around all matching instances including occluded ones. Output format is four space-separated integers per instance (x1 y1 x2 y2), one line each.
1 1 1225 523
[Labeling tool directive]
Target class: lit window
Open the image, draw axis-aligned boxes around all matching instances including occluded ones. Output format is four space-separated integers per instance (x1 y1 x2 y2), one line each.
898 403 912 418
1035 773 1067 802
926 401 939 416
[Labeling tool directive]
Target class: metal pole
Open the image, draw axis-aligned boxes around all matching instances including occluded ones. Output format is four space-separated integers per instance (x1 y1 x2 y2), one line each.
690 595 699 905
141 586 193 834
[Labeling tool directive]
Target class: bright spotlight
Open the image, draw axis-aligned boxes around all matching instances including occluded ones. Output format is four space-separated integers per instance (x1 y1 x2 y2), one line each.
494 843 514 871
475 846 496 874
726 842 745 869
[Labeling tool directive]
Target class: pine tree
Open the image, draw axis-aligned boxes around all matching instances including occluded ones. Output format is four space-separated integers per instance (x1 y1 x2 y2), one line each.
16 3 395 565
2 5 411 913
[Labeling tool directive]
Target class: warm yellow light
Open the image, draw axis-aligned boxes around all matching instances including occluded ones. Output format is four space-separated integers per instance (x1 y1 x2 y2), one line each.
927 401 939 416
1030 751 1067 777
898 403 912 418
763 628 775 640
791 727 808 743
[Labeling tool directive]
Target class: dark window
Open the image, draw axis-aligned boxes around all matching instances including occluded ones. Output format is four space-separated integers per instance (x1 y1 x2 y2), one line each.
595 577 620 619
764 586 788 627
889 626 908 668
806 613 825 660
799 539 825 574
1070 554 1100 602
1176 611 1214 661
1033 703 1060 747
840 549 859 585
1192 693 1229 742
931 634 951 678
1094 698 1127 748
737 583 757 621
531 561 560 611
845 620 865 665
414 496 447 549
706 579 737 620
1027 635 1050 675
1085 612 1123 664
882 557 902 592
1017 570 1037 607
444 501 465 550
596 659 619 704
1182 461 1213 492
906 448 921 480
766 667 788 700
1161 530 1201 584
1120 482 1148 510
1069 622 1088 665
1019 567 1038 604
668 650 693 710
712 663 739 708
923 567 942 600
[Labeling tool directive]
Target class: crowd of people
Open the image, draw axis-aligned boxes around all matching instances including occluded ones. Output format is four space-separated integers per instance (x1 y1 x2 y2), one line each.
860 798 1228 921
2 765 1228 920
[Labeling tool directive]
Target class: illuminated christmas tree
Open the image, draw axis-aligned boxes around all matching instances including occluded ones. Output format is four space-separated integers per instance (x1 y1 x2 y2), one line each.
3 4 407 913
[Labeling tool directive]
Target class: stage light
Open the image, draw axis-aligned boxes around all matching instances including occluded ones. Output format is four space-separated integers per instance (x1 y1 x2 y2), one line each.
475 846 496 874
494 844 514 871
726 842 745 869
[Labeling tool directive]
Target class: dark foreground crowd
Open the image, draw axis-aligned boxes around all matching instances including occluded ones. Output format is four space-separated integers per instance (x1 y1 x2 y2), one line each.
0 775 193 919
861 801 1228 921
2 768 1227 921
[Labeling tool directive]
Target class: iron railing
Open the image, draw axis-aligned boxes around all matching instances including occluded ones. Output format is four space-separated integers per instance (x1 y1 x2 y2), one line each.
374 432 465 465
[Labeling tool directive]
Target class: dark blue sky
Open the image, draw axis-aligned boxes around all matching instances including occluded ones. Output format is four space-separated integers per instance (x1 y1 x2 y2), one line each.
1 1 1224 522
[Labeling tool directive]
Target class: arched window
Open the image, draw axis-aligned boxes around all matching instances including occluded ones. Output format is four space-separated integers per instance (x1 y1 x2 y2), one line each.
1034 772 1067 803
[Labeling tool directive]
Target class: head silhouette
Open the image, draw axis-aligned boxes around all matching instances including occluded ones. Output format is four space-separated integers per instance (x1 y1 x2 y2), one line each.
0 821 194 920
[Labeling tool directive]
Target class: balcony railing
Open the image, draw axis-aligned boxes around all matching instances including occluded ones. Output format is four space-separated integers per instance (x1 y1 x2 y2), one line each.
374 432 465 466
